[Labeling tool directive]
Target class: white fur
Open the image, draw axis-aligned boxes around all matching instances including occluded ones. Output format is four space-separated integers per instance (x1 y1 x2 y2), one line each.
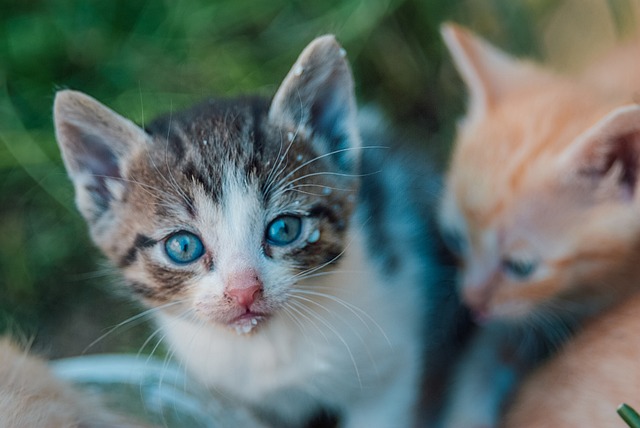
158 176 425 426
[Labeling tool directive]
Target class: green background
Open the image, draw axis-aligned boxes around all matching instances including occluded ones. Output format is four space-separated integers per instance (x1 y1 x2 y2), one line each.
0 0 635 357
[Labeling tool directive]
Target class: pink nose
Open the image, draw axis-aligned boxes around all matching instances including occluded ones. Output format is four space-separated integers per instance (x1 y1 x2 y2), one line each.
224 269 263 309
462 286 489 313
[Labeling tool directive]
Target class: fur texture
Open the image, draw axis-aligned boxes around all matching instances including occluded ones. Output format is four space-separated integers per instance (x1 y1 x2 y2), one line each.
0 338 145 428
439 23 640 427
53 35 454 427
504 291 640 427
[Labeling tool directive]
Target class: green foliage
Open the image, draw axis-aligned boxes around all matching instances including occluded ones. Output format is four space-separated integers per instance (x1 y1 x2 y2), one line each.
619 404 640 428
0 0 602 354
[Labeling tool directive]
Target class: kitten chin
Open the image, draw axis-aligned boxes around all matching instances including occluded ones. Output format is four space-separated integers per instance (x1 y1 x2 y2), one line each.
54 35 456 427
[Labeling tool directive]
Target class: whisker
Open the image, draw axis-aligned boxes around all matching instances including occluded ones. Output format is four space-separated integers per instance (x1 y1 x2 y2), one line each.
83 300 185 354
287 291 382 375
138 82 145 129
264 125 303 196
293 251 347 279
138 323 168 359
162 118 197 214
285 169 381 186
290 288 391 347
293 225 366 279
288 299 362 388
85 174 181 202
287 183 352 192
273 145 387 191
295 269 367 281
281 305 314 346
284 301 330 344
67 266 116 281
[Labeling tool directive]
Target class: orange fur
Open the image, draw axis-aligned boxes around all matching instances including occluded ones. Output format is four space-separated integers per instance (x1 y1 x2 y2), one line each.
440 23 640 320
0 339 147 428
504 291 640 427
440 20 640 427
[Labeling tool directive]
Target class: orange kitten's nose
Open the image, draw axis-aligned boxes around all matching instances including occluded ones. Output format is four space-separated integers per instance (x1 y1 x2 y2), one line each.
225 269 263 309
462 288 489 319
461 280 495 321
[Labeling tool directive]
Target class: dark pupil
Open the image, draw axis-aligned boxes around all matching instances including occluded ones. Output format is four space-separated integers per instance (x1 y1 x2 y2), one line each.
275 221 289 238
175 237 189 253
169 235 196 260
165 231 204 264
272 219 291 241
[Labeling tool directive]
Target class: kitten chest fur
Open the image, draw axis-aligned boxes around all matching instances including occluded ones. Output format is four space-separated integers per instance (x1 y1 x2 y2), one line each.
159 223 425 422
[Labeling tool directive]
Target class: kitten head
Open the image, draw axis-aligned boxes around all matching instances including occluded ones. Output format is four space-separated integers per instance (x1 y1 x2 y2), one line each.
440 24 640 322
54 35 360 334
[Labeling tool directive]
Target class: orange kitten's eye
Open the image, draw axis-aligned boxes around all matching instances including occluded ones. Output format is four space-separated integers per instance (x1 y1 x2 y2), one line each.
440 227 466 258
501 258 537 280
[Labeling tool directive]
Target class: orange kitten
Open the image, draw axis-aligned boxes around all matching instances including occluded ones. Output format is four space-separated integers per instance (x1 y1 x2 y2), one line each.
0 338 146 428
438 23 640 427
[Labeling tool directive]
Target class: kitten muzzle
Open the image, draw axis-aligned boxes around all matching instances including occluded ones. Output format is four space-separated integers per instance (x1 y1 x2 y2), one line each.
229 311 269 335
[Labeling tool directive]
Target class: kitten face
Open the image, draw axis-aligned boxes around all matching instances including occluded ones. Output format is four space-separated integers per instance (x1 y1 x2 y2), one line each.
440 24 640 321
54 35 360 334
120 109 355 334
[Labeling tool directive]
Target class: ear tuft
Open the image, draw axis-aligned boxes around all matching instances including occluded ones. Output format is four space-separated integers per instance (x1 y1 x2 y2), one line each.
269 35 359 172
54 90 149 223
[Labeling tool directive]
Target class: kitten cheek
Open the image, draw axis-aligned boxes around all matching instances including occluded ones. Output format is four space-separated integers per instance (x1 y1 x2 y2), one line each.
489 299 536 319
491 277 558 318
192 289 228 320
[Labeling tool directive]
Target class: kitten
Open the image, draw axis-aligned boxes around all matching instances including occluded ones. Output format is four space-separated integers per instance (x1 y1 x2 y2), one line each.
0 338 146 428
53 35 455 427
438 24 640 427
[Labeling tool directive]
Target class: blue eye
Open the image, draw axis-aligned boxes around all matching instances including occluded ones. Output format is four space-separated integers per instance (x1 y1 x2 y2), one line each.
165 231 205 264
502 258 537 280
266 215 302 246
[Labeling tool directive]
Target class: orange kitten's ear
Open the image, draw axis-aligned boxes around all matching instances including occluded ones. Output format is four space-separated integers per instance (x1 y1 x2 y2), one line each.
559 105 640 200
441 23 541 121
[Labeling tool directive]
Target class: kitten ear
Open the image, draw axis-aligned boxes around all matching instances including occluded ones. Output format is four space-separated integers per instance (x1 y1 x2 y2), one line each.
268 35 359 172
441 23 541 121
559 104 640 200
54 90 149 224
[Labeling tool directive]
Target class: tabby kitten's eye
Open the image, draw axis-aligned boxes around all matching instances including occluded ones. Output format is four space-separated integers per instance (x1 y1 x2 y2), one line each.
266 215 302 246
165 231 205 264
501 257 537 280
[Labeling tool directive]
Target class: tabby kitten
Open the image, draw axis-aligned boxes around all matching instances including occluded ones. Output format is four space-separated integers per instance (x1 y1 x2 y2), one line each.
54 35 453 427
438 24 640 427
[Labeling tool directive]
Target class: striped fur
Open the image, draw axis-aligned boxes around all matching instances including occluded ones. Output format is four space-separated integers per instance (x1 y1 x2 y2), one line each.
54 35 456 427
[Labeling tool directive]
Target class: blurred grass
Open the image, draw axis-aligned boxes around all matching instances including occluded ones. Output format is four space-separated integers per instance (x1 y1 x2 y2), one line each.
0 0 633 357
